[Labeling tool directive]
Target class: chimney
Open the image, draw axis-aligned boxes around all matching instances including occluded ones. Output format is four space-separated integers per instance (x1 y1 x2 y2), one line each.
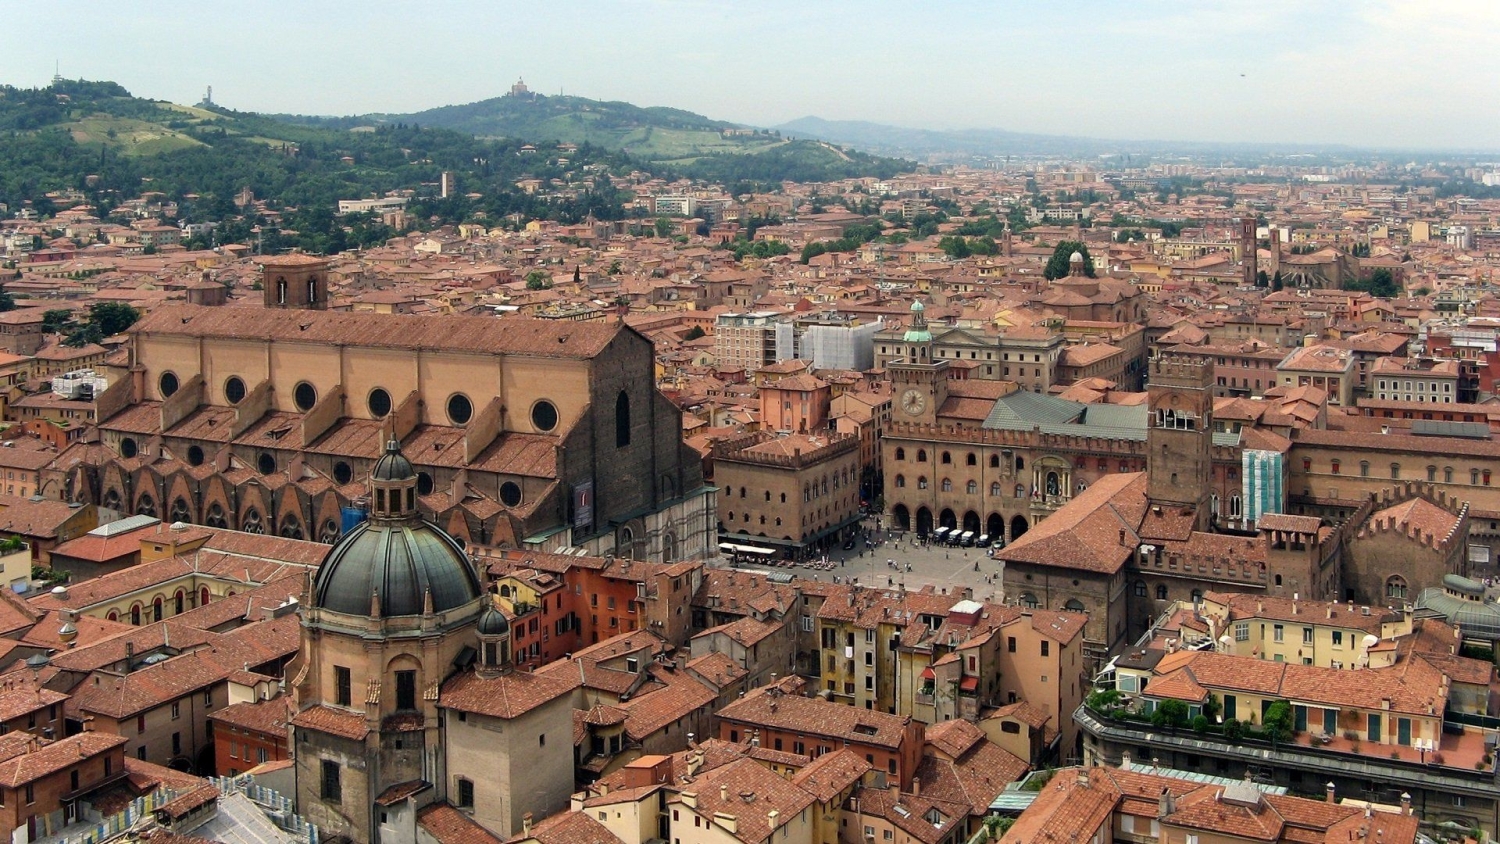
913 776 921 797
522 813 533 836
124 642 135 673
1075 768 1089 788
1157 787 1175 818
721 784 729 803
1326 782 1336 804
1400 793 1411 815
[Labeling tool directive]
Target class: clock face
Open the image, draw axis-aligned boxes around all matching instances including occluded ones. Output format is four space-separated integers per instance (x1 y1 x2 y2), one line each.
901 389 927 416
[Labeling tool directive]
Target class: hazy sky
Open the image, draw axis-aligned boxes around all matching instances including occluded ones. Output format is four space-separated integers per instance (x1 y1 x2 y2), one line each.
3 1 1496 149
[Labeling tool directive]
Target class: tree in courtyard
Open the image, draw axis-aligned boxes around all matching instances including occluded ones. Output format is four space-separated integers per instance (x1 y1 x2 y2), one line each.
87 302 140 337
1043 241 1096 280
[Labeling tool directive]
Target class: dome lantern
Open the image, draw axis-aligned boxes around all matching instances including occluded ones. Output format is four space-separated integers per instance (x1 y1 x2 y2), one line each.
476 600 512 676
370 438 418 521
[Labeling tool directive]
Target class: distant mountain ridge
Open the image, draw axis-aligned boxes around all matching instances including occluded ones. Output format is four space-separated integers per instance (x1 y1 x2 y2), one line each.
775 116 1107 158
774 115 1372 159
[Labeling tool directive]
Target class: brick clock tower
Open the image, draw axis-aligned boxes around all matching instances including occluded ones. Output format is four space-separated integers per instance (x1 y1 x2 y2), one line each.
259 253 330 310
888 300 948 426
1147 354 1215 529
1239 216 1258 287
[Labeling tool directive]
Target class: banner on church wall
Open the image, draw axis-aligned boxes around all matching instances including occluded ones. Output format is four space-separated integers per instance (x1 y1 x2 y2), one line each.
573 481 594 529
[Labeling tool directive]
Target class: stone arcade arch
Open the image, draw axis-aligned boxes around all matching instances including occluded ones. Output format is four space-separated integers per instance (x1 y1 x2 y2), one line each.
1010 514 1029 541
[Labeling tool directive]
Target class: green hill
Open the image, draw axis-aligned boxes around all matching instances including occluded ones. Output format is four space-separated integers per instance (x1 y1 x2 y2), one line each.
0 80 910 247
280 91 911 184
287 92 779 158
0 79 636 249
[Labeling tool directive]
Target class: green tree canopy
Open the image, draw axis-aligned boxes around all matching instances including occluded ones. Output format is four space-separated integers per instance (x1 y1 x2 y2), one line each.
524 270 552 290
1150 699 1190 729
1043 241 1096 280
1347 268 1398 298
42 309 74 334
1262 700 1294 743
88 302 140 337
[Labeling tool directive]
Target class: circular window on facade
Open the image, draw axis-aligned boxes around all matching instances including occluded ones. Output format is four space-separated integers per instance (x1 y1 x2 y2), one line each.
530 400 559 432
417 472 434 496
120 438 138 459
159 372 179 398
186 445 204 467
446 393 473 426
333 461 353 485
367 388 392 418
257 452 276 475
293 382 318 412
224 376 246 405
499 481 522 508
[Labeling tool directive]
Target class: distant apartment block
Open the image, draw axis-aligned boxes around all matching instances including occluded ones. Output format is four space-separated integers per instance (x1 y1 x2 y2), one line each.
653 195 697 217
336 196 409 215
715 311 787 373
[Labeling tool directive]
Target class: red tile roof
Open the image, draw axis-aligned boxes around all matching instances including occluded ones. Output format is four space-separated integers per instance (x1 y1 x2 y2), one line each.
419 804 506 844
134 304 623 360
289 705 369 741
0 732 126 787
440 669 579 719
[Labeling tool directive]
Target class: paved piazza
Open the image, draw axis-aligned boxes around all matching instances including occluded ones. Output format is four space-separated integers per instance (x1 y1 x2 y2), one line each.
716 519 1009 603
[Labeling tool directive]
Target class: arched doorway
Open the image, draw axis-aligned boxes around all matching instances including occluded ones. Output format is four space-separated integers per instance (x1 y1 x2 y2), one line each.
987 513 1003 538
939 509 957 530
916 507 933 536
962 511 980 533
893 504 911 532
1010 514 1029 541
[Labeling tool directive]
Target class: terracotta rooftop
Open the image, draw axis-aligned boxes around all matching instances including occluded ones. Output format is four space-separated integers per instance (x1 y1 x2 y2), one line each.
134 303 623 360
440 668 579 719
716 688 914 750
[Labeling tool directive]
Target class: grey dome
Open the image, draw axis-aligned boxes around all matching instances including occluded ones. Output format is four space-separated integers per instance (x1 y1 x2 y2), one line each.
478 603 510 635
312 520 482 617
372 439 415 481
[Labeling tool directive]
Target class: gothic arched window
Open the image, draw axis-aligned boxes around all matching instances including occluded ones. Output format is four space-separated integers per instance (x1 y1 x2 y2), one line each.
615 391 631 448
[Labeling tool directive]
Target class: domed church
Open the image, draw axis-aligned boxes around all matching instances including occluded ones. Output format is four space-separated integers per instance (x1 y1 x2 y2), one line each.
291 440 521 843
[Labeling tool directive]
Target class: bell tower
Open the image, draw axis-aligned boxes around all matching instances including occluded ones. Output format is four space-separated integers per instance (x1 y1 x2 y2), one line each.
1240 216 1258 287
888 300 948 425
258 253 329 310
1147 354 1215 529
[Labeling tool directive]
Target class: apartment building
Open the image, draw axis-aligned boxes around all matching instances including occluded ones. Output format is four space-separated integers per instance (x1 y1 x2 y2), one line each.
1370 357 1461 404
1006 765 1418 844
1080 641 1500 835
1277 345 1356 406
0 733 128 844
714 312 786 373
715 684 925 789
